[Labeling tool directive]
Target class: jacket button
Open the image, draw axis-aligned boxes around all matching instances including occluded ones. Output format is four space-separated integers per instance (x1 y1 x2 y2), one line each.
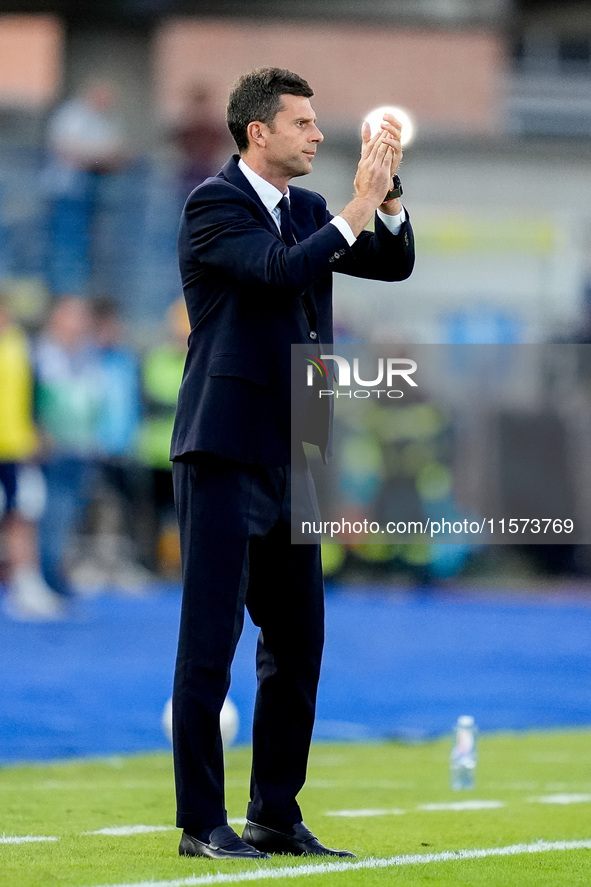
339 248 346 256
328 256 335 263
404 233 409 246
309 331 318 340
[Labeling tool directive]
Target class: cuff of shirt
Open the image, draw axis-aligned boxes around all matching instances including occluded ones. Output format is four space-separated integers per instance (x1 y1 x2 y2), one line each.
376 206 406 236
330 215 356 246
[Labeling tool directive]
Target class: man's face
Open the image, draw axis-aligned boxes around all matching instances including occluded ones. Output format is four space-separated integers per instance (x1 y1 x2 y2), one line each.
262 94 324 180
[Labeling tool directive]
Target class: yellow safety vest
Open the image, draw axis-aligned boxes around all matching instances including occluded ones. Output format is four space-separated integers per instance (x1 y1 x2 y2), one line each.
0 326 38 461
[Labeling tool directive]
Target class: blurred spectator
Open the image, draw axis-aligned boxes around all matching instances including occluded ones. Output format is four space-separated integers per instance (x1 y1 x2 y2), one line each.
34 296 103 596
43 78 129 296
92 296 141 460
137 297 189 576
72 297 152 590
0 297 64 619
169 84 227 201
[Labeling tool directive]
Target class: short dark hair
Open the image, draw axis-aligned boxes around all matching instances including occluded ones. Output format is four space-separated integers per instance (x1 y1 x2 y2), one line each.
90 295 119 322
226 67 314 153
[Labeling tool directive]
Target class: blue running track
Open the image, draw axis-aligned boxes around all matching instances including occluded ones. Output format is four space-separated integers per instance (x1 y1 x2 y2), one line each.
0 585 589 762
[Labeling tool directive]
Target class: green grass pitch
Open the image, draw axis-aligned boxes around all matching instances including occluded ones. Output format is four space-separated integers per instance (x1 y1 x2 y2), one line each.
1 729 591 887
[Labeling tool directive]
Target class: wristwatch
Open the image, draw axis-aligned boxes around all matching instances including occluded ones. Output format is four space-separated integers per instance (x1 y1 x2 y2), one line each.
382 174 403 204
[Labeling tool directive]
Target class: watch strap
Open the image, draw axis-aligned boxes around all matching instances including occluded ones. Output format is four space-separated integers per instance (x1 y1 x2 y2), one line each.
382 174 403 203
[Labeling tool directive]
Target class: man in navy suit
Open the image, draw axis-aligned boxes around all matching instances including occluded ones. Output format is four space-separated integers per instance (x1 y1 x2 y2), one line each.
171 67 414 860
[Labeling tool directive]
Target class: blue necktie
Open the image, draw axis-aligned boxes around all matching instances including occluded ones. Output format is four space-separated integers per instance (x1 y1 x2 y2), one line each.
279 196 296 246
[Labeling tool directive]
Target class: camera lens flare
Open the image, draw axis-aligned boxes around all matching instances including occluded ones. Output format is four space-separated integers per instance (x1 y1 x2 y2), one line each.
363 105 415 147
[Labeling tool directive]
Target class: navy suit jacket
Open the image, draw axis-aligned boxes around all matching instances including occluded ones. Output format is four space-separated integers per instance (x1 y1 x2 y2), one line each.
170 155 415 466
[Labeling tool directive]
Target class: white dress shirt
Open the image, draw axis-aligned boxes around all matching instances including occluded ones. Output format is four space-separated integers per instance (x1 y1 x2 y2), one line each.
238 157 405 247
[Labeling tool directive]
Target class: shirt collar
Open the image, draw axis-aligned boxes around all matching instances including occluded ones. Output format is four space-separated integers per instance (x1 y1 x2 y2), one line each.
238 157 290 214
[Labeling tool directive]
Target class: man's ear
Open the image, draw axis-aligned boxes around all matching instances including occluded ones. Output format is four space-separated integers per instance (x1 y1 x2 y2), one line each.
246 121 267 148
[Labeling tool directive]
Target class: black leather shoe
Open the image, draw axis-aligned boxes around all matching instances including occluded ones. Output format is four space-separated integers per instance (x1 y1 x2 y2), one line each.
179 825 270 859
242 820 355 857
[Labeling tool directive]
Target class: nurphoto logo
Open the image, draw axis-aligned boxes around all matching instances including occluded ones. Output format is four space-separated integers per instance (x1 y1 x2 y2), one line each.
306 353 418 399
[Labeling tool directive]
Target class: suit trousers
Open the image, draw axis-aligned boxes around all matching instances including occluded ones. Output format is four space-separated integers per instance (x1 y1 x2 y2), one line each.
171 452 324 833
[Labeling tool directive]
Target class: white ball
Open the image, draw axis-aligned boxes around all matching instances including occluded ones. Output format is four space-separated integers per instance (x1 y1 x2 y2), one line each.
161 697 173 744
363 105 415 147
220 696 239 747
161 696 240 748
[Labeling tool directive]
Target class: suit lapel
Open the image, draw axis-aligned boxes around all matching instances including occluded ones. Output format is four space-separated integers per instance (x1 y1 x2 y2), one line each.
219 156 280 239
218 157 319 330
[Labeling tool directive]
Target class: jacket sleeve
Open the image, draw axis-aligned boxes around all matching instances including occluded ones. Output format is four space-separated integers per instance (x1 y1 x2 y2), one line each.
328 211 415 283
180 181 350 295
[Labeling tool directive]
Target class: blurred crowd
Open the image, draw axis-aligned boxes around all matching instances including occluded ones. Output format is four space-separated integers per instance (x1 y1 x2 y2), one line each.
0 292 191 620
0 75 230 324
39 78 227 299
0 74 231 620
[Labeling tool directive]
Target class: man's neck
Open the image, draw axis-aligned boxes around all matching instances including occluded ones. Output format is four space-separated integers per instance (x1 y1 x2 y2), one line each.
239 152 289 194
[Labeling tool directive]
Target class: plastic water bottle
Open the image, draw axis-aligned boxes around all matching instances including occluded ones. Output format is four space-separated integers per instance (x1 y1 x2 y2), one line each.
450 715 477 790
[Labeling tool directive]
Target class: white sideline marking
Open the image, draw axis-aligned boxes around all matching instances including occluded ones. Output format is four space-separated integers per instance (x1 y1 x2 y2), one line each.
0 835 59 844
325 808 405 817
83 822 245 837
418 800 505 812
326 800 504 817
83 839 591 887
84 825 176 836
534 793 591 805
